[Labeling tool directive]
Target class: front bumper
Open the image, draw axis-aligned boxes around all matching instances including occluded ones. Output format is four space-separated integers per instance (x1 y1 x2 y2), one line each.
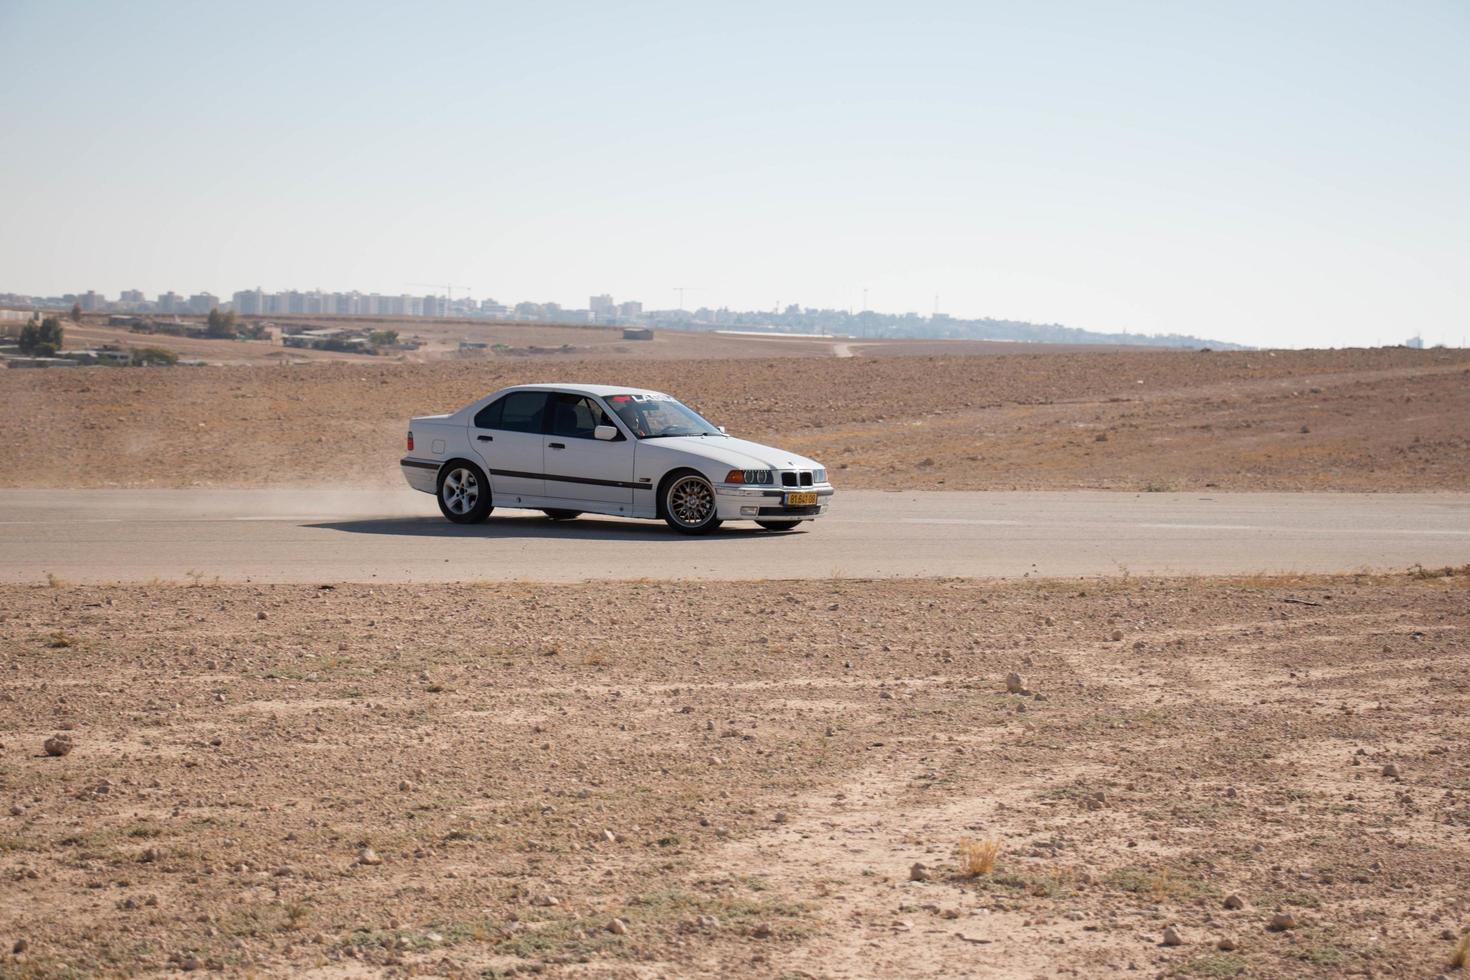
714 484 834 522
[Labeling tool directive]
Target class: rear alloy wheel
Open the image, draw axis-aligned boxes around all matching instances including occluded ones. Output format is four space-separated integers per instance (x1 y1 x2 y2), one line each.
662 473 722 535
437 463 492 524
542 509 582 521
756 520 801 532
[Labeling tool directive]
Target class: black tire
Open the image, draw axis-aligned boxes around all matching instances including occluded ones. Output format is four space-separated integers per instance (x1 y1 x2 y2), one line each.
756 520 801 532
660 470 722 535
436 461 492 524
542 509 582 521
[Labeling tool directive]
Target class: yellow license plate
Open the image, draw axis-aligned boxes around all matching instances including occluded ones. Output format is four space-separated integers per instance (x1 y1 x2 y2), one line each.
785 491 818 506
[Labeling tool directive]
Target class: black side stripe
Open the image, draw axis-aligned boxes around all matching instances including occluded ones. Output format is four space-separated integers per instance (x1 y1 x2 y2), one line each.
493 468 650 491
403 457 650 491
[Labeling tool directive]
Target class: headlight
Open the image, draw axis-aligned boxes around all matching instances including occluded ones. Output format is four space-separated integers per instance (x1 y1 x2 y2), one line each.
814 468 827 483
725 469 773 485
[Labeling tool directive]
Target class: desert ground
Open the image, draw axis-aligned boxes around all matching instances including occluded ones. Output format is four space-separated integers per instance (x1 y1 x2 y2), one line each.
2 345 1468 493
3 340 1468 978
2 573 1468 978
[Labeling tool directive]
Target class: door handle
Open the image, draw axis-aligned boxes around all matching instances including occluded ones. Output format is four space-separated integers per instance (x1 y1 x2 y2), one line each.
548 442 566 450
476 435 493 442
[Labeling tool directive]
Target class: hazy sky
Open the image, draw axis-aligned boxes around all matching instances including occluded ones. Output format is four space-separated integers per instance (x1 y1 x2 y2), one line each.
2 1 1465 347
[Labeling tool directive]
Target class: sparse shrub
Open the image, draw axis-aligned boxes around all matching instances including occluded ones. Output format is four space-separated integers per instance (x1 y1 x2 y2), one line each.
1453 931 1470 969
957 838 999 877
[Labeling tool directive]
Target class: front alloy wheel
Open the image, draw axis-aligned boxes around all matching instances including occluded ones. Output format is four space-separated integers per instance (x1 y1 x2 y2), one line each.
437 464 492 524
662 473 721 535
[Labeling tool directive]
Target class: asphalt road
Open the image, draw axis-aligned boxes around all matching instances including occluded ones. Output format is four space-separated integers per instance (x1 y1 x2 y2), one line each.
1 489 1466 584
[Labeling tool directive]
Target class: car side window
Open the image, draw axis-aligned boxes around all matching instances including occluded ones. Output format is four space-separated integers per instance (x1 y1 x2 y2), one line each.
472 396 504 429
549 393 616 439
479 391 547 433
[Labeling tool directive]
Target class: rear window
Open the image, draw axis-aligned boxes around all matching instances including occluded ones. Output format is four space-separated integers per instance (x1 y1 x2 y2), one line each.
474 391 548 433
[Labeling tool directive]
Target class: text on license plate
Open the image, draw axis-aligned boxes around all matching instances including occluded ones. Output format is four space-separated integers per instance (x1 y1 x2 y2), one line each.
785 491 818 506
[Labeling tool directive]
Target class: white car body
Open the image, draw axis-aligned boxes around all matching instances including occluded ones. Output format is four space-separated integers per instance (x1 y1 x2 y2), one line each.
400 383 834 529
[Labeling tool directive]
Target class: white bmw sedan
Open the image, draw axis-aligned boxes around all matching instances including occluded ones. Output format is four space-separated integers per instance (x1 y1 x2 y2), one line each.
400 384 833 534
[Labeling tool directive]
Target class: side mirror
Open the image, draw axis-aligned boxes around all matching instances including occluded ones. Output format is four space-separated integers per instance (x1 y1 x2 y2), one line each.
718 426 727 434
594 424 618 441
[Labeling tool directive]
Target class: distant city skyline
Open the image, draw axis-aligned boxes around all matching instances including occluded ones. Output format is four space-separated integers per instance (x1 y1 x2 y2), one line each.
2 2 1466 349
0 283 1254 348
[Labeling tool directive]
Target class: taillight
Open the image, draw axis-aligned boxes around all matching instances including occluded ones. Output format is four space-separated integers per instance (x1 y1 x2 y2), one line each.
407 431 414 451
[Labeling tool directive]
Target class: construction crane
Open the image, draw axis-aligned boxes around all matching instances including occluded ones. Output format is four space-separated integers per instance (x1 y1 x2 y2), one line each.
673 286 702 311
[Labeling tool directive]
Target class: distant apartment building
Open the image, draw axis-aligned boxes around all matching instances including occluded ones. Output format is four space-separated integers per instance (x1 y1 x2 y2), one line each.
119 289 145 304
589 294 615 316
187 292 219 314
79 290 103 311
618 300 643 317
232 287 265 316
156 291 182 313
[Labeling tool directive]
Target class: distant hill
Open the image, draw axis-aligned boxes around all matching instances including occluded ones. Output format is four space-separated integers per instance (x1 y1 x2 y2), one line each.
648 306 1247 350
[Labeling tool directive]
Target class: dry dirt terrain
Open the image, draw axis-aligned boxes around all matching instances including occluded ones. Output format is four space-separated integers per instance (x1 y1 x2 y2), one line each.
1 572 1468 978
3 346 1468 493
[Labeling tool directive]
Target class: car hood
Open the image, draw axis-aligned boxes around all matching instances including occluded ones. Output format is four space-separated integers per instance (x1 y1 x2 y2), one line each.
647 435 823 472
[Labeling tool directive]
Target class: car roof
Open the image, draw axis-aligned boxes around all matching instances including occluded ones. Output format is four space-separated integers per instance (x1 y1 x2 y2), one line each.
501 383 669 399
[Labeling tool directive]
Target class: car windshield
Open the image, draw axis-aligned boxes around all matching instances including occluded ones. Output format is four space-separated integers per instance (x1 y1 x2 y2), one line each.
604 393 723 439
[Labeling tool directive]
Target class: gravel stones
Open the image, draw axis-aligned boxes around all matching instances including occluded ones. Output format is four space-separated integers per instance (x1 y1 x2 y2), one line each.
1161 926 1184 946
1005 672 1028 694
1268 912 1298 931
356 847 382 866
43 734 73 757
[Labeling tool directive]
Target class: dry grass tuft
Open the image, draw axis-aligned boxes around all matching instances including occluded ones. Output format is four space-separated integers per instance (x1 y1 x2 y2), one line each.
1452 931 1470 969
1409 563 1470 580
284 902 312 931
44 571 66 588
957 838 1000 877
